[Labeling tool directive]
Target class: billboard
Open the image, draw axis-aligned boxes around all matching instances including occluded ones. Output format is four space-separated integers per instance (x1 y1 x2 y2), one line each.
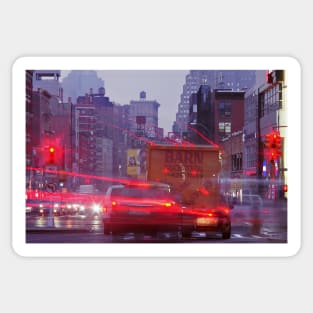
127 148 146 178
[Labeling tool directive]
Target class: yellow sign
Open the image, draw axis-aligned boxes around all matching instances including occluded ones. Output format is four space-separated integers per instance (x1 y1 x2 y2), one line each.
127 149 147 178
127 149 139 176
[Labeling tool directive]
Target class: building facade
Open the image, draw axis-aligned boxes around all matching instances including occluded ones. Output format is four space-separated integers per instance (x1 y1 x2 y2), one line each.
26 70 34 169
129 91 161 140
187 84 214 144
220 130 244 199
72 88 115 190
32 70 62 98
243 70 287 200
213 89 245 144
173 70 256 134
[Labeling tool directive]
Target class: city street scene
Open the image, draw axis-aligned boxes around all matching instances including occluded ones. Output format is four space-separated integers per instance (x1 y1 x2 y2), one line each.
25 67 288 245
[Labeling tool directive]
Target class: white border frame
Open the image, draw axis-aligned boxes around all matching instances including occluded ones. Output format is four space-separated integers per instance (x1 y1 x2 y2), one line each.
12 56 301 257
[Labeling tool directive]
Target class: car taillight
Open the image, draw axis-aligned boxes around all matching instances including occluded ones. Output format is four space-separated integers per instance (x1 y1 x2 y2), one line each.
103 200 117 214
163 202 172 207
217 206 230 215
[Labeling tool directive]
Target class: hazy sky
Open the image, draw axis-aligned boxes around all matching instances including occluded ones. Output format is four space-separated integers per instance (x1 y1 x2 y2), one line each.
62 70 188 134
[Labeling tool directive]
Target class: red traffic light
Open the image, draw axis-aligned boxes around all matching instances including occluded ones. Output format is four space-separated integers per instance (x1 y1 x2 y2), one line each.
270 149 278 161
48 146 56 163
264 132 282 161
264 133 272 149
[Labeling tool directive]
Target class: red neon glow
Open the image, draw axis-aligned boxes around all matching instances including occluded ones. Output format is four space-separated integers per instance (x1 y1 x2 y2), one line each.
197 187 210 196
164 137 179 146
191 169 198 176
105 195 180 221
162 167 170 174
264 131 282 160
102 120 157 146
187 125 219 147
26 167 150 186
164 135 195 147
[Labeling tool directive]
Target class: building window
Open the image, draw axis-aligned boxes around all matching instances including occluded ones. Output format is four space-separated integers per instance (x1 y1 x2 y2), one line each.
245 145 256 168
278 84 283 109
219 102 231 117
263 84 282 114
218 122 231 135
232 153 243 171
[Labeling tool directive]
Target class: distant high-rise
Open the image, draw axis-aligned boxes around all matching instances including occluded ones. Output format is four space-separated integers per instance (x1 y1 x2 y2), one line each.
173 70 256 134
61 70 104 103
187 84 214 144
129 91 161 139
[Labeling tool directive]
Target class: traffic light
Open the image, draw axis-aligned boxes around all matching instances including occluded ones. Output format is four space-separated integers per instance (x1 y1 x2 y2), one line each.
264 133 272 149
48 146 55 164
264 131 282 161
269 149 278 162
271 132 282 159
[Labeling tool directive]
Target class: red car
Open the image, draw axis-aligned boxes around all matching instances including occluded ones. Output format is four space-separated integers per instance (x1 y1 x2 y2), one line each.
102 182 183 241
